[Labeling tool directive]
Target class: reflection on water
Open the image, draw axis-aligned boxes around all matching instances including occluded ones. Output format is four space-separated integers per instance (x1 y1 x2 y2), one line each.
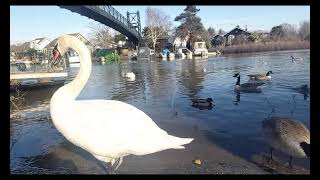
10 49 310 174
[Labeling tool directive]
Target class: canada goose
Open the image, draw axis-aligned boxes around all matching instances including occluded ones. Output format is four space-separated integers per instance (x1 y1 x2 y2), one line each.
233 73 264 92
291 56 303 62
50 35 193 173
293 85 309 95
247 71 273 80
262 117 310 168
293 85 309 100
191 98 214 108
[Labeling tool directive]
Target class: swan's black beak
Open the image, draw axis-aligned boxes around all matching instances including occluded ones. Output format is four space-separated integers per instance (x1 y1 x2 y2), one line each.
52 44 61 65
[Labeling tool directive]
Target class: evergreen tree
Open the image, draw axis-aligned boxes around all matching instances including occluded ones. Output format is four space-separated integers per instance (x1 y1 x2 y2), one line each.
174 6 208 50
208 27 216 38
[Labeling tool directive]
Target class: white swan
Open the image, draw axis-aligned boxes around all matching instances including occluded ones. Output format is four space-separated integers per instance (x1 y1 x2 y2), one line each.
50 35 193 173
122 72 135 81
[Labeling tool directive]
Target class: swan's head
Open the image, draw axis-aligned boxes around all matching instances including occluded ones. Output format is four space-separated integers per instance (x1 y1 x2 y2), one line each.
52 35 74 66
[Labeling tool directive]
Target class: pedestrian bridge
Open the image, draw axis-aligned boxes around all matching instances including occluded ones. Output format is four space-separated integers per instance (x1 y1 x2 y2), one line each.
59 6 142 44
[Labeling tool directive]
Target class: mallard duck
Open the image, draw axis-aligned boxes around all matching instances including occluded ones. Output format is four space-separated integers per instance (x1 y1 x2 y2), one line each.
233 73 264 92
262 117 310 168
291 56 303 62
191 98 214 108
247 71 273 80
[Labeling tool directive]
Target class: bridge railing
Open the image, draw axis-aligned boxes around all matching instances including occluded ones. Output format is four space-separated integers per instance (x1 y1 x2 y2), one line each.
93 6 139 36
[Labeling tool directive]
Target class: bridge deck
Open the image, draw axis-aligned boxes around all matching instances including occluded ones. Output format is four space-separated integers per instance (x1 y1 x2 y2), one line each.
59 6 141 43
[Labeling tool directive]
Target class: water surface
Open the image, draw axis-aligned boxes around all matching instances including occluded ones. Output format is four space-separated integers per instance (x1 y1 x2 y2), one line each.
10 49 310 174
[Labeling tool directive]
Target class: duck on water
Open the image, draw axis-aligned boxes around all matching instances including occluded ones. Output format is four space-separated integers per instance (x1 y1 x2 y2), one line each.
191 98 214 110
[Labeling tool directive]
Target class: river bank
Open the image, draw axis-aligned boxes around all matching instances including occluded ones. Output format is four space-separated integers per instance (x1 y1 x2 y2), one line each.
209 41 309 55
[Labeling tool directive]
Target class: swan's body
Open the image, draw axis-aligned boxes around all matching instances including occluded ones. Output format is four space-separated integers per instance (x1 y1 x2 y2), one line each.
262 117 310 168
247 71 273 80
50 35 193 172
233 73 264 92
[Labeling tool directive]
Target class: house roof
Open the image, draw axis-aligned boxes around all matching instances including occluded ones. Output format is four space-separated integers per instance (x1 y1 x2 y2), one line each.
224 26 251 37
10 42 31 52
34 37 46 41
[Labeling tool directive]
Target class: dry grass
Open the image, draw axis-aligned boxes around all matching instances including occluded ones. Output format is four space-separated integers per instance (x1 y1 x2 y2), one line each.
10 87 27 113
217 41 310 54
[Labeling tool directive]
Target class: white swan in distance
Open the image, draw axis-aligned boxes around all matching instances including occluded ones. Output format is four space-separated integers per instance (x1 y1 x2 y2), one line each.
49 35 193 173
122 71 135 81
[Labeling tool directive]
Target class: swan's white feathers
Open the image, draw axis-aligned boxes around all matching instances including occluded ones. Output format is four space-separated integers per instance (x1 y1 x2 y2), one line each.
52 99 189 157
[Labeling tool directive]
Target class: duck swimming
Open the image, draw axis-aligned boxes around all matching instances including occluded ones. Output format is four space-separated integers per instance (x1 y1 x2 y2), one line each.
291 56 303 62
262 117 310 168
233 73 264 92
191 98 214 108
247 71 273 80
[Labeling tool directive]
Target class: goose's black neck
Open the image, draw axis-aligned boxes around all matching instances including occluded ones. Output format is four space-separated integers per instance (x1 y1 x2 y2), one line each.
266 71 270 76
300 142 310 157
236 75 240 85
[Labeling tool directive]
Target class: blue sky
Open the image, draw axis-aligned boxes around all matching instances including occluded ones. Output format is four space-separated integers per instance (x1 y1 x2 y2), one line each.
10 5 310 44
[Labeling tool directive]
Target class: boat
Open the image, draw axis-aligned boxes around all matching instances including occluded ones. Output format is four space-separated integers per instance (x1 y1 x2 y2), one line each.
193 42 208 58
156 48 175 60
175 47 193 59
137 47 155 59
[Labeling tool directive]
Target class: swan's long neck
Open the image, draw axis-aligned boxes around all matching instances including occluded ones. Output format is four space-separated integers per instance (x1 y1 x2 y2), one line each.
53 39 92 101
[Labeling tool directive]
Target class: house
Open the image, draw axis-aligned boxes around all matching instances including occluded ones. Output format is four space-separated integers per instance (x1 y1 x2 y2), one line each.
10 37 51 53
211 35 226 47
30 37 51 52
224 25 251 45
172 36 188 51
155 35 173 53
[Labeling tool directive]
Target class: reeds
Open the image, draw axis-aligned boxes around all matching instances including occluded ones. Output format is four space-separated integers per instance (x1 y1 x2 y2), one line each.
218 41 310 54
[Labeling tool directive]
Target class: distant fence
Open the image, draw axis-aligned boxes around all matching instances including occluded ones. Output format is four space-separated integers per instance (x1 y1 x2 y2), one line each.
10 52 67 75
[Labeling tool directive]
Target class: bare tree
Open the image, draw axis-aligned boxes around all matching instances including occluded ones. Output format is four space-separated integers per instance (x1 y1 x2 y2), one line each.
281 23 299 41
299 21 310 41
88 22 114 48
145 7 172 51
